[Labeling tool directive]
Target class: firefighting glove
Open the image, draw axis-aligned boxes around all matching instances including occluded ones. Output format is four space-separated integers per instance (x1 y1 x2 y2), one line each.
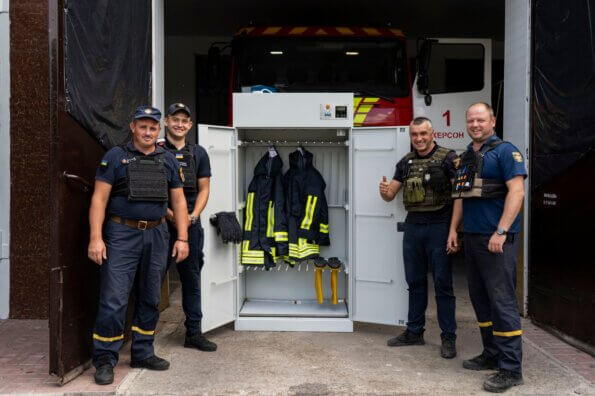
210 212 243 244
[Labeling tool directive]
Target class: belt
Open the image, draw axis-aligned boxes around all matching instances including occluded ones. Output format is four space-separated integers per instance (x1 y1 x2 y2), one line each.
110 215 165 230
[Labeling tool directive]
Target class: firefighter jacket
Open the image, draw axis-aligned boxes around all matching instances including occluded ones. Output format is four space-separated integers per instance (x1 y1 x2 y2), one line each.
240 151 288 267
283 149 330 264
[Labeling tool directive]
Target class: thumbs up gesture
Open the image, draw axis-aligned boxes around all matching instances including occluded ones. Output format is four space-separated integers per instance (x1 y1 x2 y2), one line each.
379 175 390 197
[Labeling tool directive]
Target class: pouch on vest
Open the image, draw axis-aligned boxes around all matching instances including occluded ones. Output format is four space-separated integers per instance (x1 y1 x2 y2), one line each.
177 152 197 196
126 156 169 202
404 177 425 203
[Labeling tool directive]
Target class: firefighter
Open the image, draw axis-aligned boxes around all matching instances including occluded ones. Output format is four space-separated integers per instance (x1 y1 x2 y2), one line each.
161 102 217 352
240 148 288 268
379 117 460 359
449 102 526 393
87 106 189 385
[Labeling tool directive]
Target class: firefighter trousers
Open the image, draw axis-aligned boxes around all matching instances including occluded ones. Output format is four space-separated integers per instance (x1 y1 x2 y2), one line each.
168 220 205 337
92 220 169 368
464 232 523 374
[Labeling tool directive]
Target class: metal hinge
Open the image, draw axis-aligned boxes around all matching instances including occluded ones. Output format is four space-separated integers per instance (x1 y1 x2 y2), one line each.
0 229 8 259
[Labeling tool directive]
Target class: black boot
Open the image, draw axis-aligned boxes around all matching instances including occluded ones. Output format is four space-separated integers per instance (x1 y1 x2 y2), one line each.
130 355 170 370
440 335 457 359
387 329 425 347
463 352 498 371
94 364 114 385
184 332 217 352
483 370 523 393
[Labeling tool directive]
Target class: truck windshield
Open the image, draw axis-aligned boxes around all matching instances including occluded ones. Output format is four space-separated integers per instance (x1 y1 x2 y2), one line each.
233 37 410 98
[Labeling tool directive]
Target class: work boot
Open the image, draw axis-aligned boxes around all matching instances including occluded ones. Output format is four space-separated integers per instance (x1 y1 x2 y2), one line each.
440 335 457 359
387 329 425 347
94 364 114 385
462 353 498 371
184 333 218 352
483 370 523 393
130 355 170 371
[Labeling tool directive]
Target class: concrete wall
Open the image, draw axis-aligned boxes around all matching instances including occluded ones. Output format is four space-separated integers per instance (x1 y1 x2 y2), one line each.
0 0 9 319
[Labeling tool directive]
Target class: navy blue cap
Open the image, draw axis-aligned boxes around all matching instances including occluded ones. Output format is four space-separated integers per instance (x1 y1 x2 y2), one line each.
134 106 161 122
167 102 192 117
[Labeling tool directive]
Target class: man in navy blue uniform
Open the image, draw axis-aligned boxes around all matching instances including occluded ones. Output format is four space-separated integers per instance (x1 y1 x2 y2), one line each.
161 102 216 351
87 106 189 385
379 117 461 359
449 102 526 393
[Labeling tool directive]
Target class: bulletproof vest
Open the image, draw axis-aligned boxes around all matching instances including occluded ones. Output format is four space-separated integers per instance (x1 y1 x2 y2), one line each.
402 147 453 212
452 140 508 199
111 147 169 202
172 144 198 197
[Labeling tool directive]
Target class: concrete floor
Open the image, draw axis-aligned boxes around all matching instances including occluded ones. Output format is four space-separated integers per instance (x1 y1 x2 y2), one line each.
119 263 595 395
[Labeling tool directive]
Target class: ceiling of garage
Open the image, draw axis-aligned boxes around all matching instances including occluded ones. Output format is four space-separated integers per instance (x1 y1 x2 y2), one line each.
165 0 505 39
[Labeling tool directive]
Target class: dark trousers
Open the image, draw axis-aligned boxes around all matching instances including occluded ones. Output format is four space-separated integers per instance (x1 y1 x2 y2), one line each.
464 232 523 374
403 222 456 338
168 220 205 337
92 220 169 368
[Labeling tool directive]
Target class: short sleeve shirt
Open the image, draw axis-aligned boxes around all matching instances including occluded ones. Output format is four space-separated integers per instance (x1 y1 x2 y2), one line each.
462 135 527 234
164 140 212 212
393 144 458 224
96 142 183 220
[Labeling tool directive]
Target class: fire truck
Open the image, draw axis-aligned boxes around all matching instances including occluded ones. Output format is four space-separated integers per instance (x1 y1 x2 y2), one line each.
217 26 492 151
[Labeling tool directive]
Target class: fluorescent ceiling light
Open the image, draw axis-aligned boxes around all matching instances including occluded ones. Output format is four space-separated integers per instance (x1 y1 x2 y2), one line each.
345 51 359 56
270 51 283 55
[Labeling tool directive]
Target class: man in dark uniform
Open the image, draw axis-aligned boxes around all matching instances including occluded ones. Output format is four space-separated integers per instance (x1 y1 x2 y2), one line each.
449 102 526 393
87 106 189 385
161 102 217 351
379 117 461 359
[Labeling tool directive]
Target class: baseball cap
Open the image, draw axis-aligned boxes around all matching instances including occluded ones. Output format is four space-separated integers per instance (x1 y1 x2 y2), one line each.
134 106 161 122
167 102 192 117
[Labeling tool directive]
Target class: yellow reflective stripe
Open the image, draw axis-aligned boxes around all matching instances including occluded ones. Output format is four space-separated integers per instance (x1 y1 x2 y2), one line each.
241 241 264 257
478 321 493 328
131 326 154 336
263 27 282 35
300 196 313 229
336 27 354 35
353 97 363 108
289 27 307 35
266 201 274 238
244 193 254 231
354 114 367 124
363 97 380 103
493 330 523 337
358 104 374 113
319 223 329 234
93 333 124 342
274 231 288 241
241 258 264 264
363 27 381 36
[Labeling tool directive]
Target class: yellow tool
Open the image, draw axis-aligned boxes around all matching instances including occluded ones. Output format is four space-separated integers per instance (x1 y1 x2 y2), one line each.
327 257 342 305
313 257 327 304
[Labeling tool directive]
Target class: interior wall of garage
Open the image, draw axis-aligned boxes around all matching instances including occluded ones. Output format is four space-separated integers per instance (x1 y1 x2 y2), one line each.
0 0 10 319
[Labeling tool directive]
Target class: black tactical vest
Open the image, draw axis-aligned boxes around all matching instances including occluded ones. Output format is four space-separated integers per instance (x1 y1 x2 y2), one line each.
402 146 453 212
111 146 169 202
170 144 198 197
452 140 508 199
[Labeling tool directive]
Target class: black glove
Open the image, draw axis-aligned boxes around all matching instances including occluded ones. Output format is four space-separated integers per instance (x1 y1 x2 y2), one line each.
210 212 242 244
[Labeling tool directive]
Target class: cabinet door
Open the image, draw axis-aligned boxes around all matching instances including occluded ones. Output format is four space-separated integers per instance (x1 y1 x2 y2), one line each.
352 127 409 326
198 125 238 332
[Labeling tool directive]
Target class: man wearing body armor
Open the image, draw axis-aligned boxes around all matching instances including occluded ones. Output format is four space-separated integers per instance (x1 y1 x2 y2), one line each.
379 117 461 359
448 102 526 393
88 106 189 385
162 102 217 352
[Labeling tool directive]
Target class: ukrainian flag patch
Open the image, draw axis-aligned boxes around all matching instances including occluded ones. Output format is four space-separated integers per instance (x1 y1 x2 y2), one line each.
512 152 523 163
176 154 184 159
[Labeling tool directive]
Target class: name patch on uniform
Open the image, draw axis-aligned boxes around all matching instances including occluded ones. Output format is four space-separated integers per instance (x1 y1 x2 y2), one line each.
178 167 185 182
512 152 523 163
100 160 108 167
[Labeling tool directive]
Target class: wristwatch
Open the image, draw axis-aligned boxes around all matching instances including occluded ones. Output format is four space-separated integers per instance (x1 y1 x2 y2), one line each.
190 215 198 225
496 227 508 236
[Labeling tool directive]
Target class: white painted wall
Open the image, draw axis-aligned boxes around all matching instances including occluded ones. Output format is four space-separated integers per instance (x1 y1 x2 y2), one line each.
503 0 531 314
0 0 10 319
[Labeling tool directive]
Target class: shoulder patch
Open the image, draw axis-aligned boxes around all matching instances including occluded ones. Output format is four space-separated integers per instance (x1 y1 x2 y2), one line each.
178 166 185 182
511 152 523 163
